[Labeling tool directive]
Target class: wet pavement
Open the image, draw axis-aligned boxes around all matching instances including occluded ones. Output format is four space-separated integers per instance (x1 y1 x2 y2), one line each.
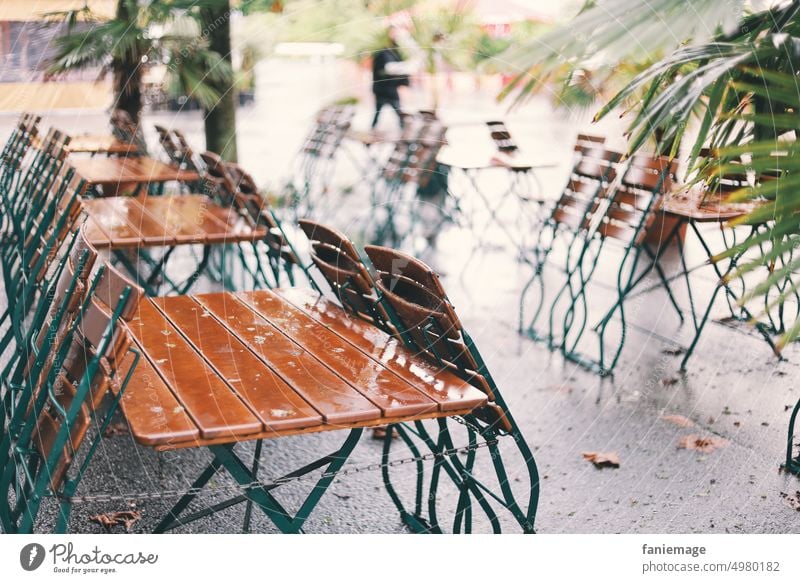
2 59 799 533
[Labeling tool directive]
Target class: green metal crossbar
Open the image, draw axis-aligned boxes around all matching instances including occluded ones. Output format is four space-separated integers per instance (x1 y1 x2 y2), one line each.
154 429 363 534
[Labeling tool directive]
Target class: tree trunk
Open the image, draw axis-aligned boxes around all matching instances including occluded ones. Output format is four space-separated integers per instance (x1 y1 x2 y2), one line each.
112 0 143 123
201 2 238 162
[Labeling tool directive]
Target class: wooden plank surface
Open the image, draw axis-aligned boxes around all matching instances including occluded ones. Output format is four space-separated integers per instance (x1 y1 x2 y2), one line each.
663 189 762 222
127 300 263 440
115 350 201 446
67 134 137 155
121 289 487 449
195 292 381 425
80 198 149 249
70 156 199 186
150 295 323 433
237 289 439 418
275 287 488 412
82 197 178 247
82 195 267 248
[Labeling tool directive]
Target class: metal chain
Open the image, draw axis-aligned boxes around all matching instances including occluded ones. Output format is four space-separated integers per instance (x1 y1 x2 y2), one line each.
61 434 498 505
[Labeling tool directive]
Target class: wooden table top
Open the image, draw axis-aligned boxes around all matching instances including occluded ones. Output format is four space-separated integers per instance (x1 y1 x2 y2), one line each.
70 156 200 186
663 188 764 223
119 287 487 451
82 195 266 249
66 134 138 155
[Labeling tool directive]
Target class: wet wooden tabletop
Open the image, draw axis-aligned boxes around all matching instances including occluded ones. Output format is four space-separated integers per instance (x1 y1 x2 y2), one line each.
82 195 266 249
66 134 138 155
69 156 200 186
119 287 487 450
663 187 764 223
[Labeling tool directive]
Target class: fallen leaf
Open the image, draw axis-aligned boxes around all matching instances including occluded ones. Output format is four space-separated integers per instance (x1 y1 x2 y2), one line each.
780 491 800 511
677 435 728 453
103 422 129 437
661 347 685 356
661 377 679 386
90 510 142 532
582 452 620 469
370 426 397 440
662 414 695 428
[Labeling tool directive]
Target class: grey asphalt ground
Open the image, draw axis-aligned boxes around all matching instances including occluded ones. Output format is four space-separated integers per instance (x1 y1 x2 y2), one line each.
3 59 800 533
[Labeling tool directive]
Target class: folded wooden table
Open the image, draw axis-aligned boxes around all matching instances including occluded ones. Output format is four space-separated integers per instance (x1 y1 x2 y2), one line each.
82 195 268 294
70 155 200 195
118 286 486 532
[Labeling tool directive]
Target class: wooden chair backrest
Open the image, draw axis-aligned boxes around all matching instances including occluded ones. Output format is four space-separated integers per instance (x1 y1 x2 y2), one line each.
486 120 519 153
299 220 387 327
227 163 300 267
1 112 40 172
199 150 234 203
364 245 494 397
550 144 622 232
594 154 678 245
31 228 143 490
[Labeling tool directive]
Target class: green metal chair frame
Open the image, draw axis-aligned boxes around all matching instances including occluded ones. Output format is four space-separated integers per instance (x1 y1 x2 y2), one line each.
154 125 204 191
368 119 449 250
519 143 622 347
0 233 143 533
285 105 355 219
363 244 539 533
555 154 680 375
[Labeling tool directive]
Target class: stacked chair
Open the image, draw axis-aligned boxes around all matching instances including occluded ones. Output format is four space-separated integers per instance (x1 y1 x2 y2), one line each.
0 113 144 532
198 150 311 291
154 125 205 191
520 137 679 375
109 109 148 156
366 114 449 250
299 219 539 533
285 104 355 218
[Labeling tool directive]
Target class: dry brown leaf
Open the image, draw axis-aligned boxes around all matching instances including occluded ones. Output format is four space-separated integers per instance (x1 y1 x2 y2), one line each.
677 435 728 453
662 414 695 428
582 452 621 469
103 422 129 437
89 510 142 532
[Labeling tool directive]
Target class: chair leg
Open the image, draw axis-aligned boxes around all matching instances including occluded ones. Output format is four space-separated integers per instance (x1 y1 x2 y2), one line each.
380 416 538 533
785 399 800 475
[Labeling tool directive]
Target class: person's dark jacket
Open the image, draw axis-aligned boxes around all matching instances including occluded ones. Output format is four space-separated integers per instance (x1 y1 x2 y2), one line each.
372 46 409 99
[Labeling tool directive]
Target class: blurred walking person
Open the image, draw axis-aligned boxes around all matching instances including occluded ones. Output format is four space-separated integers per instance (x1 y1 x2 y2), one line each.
371 27 408 129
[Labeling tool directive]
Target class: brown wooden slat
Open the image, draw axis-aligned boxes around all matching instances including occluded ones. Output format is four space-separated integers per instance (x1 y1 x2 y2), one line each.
70 156 199 185
150 295 323 432
127 299 263 439
82 215 112 249
115 349 201 446
237 289 438 418
80 198 146 248
596 220 638 242
194 292 381 425
67 134 137 155
86 197 178 246
275 288 488 412
153 406 476 452
140 195 266 244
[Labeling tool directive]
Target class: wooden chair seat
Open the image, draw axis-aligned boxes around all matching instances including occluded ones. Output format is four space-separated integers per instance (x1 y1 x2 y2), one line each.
118 288 487 451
